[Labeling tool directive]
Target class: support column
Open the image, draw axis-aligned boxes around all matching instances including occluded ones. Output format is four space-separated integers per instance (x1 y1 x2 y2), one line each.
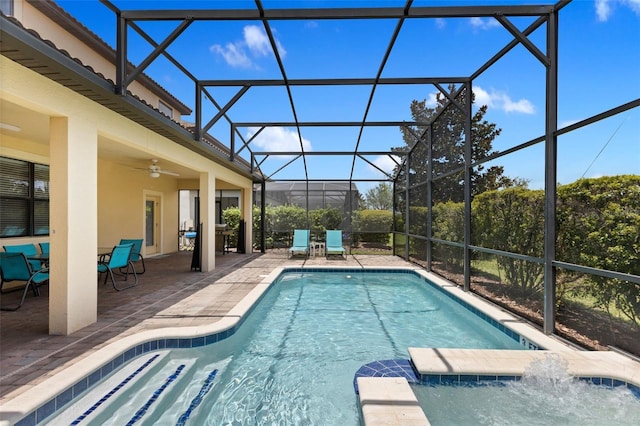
463 81 473 292
260 181 266 253
49 116 98 335
242 184 253 253
200 171 216 271
543 10 559 335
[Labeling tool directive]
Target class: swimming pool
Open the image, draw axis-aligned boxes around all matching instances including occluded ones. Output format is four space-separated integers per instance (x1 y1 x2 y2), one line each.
42 269 532 425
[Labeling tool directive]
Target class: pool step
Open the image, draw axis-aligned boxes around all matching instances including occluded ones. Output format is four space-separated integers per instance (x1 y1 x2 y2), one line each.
44 351 222 425
44 351 170 425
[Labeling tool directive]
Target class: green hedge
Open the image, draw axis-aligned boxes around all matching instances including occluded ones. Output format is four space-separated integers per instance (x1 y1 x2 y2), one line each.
418 175 639 323
472 187 545 296
353 209 392 243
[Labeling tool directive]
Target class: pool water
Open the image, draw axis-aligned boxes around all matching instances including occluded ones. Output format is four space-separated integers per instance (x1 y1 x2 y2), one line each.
412 355 640 425
48 270 526 425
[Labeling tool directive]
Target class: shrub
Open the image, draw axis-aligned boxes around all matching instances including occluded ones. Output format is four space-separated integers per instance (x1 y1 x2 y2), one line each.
354 210 393 244
557 175 640 325
472 187 545 297
309 208 343 234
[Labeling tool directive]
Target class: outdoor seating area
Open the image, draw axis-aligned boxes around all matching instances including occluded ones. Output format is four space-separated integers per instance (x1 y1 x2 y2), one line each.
0 239 145 310
288 229 348 259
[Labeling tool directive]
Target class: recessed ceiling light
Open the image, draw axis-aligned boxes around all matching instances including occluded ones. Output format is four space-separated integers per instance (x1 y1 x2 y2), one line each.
0 122 21 132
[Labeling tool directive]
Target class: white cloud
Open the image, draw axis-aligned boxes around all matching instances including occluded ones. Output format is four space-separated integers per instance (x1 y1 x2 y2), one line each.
369 155 401 176
627 0 640 14
472 86 535 114
596 0 613 21
435 18 446 29
209 42 252 68
473 86 493 107
244 25 271 56
469 17 501 31
246 127 311 157
210 25 286 68
425 92 439 108
502 97 535 114
596 0 640 21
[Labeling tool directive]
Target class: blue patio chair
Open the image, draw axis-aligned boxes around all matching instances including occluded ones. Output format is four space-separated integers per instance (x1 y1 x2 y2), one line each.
0 252 50 311
288 229 310 258
4 243 42 272
39 242 50 255
119 238 145 276
97 243 137 291
325 230 346 259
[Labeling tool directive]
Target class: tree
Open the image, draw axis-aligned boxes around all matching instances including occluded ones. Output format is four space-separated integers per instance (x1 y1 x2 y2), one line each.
364 182 393 210
394 85 516 204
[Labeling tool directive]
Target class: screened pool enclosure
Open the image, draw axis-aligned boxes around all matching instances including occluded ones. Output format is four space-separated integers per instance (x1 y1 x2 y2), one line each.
49 1 640 352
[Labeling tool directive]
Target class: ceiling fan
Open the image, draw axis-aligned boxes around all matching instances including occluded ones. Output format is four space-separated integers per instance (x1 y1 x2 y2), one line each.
140 159 179 178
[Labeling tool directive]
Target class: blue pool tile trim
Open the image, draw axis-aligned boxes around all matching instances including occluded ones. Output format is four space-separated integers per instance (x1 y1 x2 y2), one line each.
414 373 640 399
352 360 640 401
281 267 419 275
353 359 419 394
69 354 161 425
126 364 185 426
176 369 218 426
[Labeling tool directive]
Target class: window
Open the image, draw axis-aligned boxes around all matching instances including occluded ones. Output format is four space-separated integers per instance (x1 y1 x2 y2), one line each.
0 157 50 237
158 100 173 118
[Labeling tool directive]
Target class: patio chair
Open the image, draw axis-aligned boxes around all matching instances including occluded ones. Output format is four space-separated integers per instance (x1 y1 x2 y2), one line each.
4 243 42 272
97 243 137 291
39 242 50 255
0 252 50 311
289 229 310 258
325 230 346 259
119 238 145 276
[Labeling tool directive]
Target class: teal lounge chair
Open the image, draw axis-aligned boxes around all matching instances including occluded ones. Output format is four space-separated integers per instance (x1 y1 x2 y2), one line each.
0 252 49 311
325 230 346 259
97 243 137 291
119 238 145 276
39 242 50 255
289 229 310 258
4 243 42 272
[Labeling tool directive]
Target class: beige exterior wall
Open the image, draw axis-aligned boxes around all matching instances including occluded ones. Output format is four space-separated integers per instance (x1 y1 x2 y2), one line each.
12 0 184 122
1 54 253 255
1 52 253 333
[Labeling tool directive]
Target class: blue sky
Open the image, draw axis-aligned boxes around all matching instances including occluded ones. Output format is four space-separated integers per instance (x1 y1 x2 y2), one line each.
56 0 639 191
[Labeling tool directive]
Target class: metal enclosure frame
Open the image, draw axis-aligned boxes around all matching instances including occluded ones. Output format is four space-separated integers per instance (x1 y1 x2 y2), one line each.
99 0 640 337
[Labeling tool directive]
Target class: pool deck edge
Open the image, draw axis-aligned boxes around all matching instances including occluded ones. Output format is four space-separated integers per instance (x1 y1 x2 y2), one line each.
408 347 640 387
357 377 430 426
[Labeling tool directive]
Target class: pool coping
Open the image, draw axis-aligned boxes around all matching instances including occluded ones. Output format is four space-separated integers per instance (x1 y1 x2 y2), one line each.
1 266 638 425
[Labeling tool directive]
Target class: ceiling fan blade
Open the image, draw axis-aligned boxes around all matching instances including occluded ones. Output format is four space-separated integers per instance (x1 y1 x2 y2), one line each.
158 169 180 176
